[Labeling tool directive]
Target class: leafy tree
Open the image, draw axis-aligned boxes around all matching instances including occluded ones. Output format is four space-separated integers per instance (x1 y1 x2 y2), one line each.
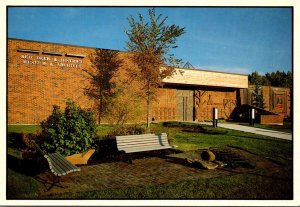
85 49 123 124
41 100 97 156
125 8 185 128
105 71 145 125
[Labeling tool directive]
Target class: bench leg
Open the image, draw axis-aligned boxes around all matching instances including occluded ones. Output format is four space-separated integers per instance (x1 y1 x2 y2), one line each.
126 154 133 164
45 174 64 191
161 150 166 158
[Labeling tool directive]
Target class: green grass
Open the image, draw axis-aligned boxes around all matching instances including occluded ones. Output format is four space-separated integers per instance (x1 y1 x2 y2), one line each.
7 125 41 134
46 172 292 199
7 122 293 199
151 122 292 162
7 124 114 137
172 125 292 163
7 168 42 199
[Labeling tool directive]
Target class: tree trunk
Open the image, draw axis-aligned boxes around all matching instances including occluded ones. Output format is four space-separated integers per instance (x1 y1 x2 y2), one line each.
146 81 151 129
98 89 102 124
146 93 150 128
98 102 101 125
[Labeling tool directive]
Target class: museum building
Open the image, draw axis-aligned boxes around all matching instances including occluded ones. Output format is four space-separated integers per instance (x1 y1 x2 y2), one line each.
8 38 290 125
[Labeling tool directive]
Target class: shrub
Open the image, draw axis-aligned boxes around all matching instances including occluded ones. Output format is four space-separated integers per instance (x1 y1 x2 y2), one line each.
105 125 146 138
162 122 205 133
21 132 41 150
41 100 97 156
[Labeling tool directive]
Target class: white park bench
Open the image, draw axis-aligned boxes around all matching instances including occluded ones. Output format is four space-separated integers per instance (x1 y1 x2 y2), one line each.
116 133 173 163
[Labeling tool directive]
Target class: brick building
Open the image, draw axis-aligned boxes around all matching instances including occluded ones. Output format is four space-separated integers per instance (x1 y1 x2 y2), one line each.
239 85 291 124
7 38 290 124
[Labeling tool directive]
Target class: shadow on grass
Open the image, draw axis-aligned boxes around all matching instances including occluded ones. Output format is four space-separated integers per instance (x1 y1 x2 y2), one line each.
7 132 25 149
163 121 229 135
7 154 48 176
7 131 48 176
201 130 229 135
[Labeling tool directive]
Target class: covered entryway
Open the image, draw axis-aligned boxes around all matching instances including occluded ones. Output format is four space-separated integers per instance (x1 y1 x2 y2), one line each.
176 89 194 121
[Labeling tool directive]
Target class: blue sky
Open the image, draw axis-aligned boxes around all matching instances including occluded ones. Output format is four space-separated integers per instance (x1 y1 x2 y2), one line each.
8 7 292 75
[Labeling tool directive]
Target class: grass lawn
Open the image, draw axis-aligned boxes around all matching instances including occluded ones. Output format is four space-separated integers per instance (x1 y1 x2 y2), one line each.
7 122 293 199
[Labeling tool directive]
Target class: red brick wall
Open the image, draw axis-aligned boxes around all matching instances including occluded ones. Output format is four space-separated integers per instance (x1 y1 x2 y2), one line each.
262 86 270 111
260 115 284 125
8 39 98 124
151 88 177 121
266 86 291 118
195 89 237 121
7 39 242 124
241 85 291 118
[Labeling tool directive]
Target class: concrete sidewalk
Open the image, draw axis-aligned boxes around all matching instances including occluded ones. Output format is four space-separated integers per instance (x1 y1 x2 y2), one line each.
200 122 292 141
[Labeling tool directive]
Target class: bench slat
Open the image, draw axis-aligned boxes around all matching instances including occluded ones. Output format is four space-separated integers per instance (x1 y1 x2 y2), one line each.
117 139 169 145
46 153 80 176
116 135 168 140
45 155 66 176
117 139 168 145
117 133 167 137
120 145 172 150
121 146 172 153
48 154 70 176
50 153 80 171
117 134 168 142
116 133 167 138
118 143 170 150
116 133 167 140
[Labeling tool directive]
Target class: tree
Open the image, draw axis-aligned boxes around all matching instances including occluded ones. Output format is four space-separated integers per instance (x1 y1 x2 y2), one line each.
248 71 265 108
265 70 292 88
85 49 123 124
125 8 185 128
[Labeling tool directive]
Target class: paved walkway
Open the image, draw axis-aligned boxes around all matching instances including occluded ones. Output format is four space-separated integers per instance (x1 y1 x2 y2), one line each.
36 146 280 198
37 157 233 197
199 122 292 141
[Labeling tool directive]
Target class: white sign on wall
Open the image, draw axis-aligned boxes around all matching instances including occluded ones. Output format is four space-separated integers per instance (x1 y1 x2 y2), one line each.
20 54 83 68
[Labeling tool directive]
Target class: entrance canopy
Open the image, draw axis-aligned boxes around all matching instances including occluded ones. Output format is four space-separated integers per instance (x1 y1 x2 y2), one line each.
162 68 248 89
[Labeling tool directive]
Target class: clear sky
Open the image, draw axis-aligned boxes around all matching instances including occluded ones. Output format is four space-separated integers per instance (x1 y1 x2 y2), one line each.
8 6 292 75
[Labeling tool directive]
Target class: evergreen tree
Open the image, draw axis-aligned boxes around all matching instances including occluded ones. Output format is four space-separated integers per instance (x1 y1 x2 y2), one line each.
249 71 265 108
265 70 292 88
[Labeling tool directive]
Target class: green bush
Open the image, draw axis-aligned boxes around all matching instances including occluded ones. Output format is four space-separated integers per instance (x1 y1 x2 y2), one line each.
41 100 97 156
162 121 205 133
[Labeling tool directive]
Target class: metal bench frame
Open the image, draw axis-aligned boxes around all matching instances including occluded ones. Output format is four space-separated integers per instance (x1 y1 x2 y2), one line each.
33 142 80 191
116 133 172 164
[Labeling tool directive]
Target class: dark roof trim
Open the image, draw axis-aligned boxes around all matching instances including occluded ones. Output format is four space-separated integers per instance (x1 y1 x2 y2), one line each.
42 51 63 56
17 48 40 53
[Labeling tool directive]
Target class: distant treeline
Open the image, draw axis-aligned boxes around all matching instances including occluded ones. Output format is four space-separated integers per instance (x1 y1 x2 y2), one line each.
249 70 292 88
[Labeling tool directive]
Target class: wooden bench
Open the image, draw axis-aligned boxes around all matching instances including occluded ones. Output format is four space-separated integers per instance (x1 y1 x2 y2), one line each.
32 142 80 190
116 133 173 163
